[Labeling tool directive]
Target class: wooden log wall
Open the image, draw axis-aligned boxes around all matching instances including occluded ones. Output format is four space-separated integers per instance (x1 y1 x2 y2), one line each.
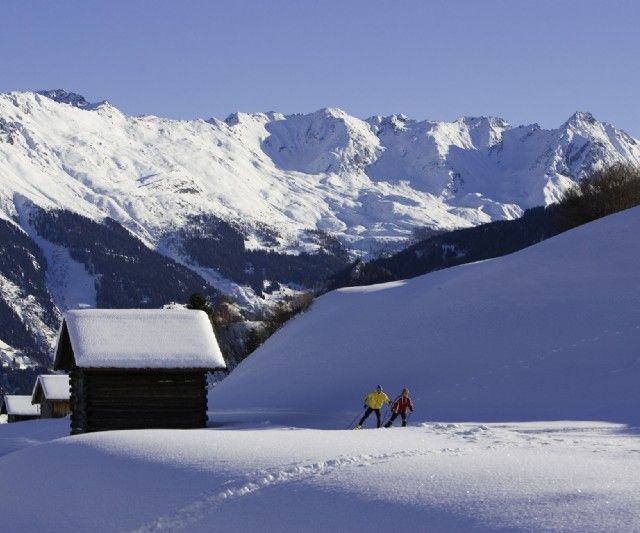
70 369 208 434
52 400 71 418
41 400 71 418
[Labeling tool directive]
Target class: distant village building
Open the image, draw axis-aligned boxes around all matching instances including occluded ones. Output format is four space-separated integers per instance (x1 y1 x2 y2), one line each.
1 395 40 423
54 309 226 434
32 375 71 418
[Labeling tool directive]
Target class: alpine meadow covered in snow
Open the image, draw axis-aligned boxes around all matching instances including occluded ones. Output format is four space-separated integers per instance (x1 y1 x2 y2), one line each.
2 1 640 531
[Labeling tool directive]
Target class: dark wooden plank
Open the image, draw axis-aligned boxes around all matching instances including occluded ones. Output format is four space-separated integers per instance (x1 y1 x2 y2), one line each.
85 419 207 429
86 414 207 422
85 386 206 394
83 368 215 374
85 409 206 417
85 408 205 415
84 379 205 388
84 372 206 381
67 368 212 434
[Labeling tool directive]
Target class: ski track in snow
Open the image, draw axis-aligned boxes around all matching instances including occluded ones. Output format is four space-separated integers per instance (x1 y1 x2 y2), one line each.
132 422 640 532
1 420 639 532
0 437 47 456
427 422 640 455
133 446 466 532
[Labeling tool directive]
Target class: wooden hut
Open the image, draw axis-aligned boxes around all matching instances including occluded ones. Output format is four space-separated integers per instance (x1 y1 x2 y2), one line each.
1 395 40 422
31 375 71 418
53 309 226 435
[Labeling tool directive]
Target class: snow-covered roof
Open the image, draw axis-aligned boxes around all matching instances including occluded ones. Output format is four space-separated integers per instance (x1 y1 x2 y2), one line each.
54 309 226 370
1 395 40 416
32 375 70 403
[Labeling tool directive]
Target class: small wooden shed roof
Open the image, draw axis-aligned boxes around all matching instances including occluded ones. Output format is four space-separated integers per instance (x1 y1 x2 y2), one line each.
1 395 41 417
54 309 226 371
32 374 71 404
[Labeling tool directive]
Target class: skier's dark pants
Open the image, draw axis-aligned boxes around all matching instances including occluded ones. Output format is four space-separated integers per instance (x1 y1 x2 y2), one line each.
358 407 381 428
384 412 407 427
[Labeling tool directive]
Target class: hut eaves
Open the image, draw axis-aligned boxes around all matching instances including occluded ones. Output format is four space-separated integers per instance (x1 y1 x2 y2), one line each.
1 395 41 417
32 375 71 404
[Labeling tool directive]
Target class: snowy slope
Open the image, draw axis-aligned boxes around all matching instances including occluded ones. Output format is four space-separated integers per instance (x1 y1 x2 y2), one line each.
211 207 640 425
0 339 36 369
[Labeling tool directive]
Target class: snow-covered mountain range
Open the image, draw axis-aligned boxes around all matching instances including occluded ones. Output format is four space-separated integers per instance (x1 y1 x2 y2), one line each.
2 90 639 252
0 89 639 380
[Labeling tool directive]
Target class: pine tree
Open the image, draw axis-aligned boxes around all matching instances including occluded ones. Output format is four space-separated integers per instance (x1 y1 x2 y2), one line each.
186 292 212 315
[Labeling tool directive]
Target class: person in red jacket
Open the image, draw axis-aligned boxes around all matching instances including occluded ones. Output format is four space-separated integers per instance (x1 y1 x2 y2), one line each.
384 388 414 428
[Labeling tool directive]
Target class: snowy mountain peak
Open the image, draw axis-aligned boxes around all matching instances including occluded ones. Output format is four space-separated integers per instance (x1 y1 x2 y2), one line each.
223 110 284 128
224 111 259 126
313 106 351 119
541 111 640 186
453 115 511 148
223 112 241 126
262 107 381 174
565 110 597 127
36 89 95 109
455 115 509 128
366 114 411 134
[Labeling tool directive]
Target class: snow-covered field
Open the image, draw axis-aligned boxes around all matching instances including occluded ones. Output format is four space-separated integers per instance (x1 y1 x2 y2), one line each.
0 208 639 531
0 420 638 532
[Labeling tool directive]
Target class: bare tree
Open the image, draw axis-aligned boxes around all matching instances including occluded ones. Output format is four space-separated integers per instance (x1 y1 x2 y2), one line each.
555 163 640 232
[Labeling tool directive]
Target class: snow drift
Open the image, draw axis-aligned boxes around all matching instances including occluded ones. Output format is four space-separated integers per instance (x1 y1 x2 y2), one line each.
211 207 640 426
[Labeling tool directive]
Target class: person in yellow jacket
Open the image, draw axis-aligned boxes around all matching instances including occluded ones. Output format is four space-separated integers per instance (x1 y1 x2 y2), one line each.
356 385 390 429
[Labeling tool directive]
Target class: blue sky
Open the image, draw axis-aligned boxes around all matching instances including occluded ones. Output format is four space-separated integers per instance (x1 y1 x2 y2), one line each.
1 1 639 135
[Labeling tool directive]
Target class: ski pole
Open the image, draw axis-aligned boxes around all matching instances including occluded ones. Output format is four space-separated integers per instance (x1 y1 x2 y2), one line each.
382 396 399 427
347 409 365 430
381 404 391 427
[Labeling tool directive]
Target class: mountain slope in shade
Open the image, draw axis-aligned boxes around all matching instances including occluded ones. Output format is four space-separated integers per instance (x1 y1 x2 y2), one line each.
210 207 640 426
